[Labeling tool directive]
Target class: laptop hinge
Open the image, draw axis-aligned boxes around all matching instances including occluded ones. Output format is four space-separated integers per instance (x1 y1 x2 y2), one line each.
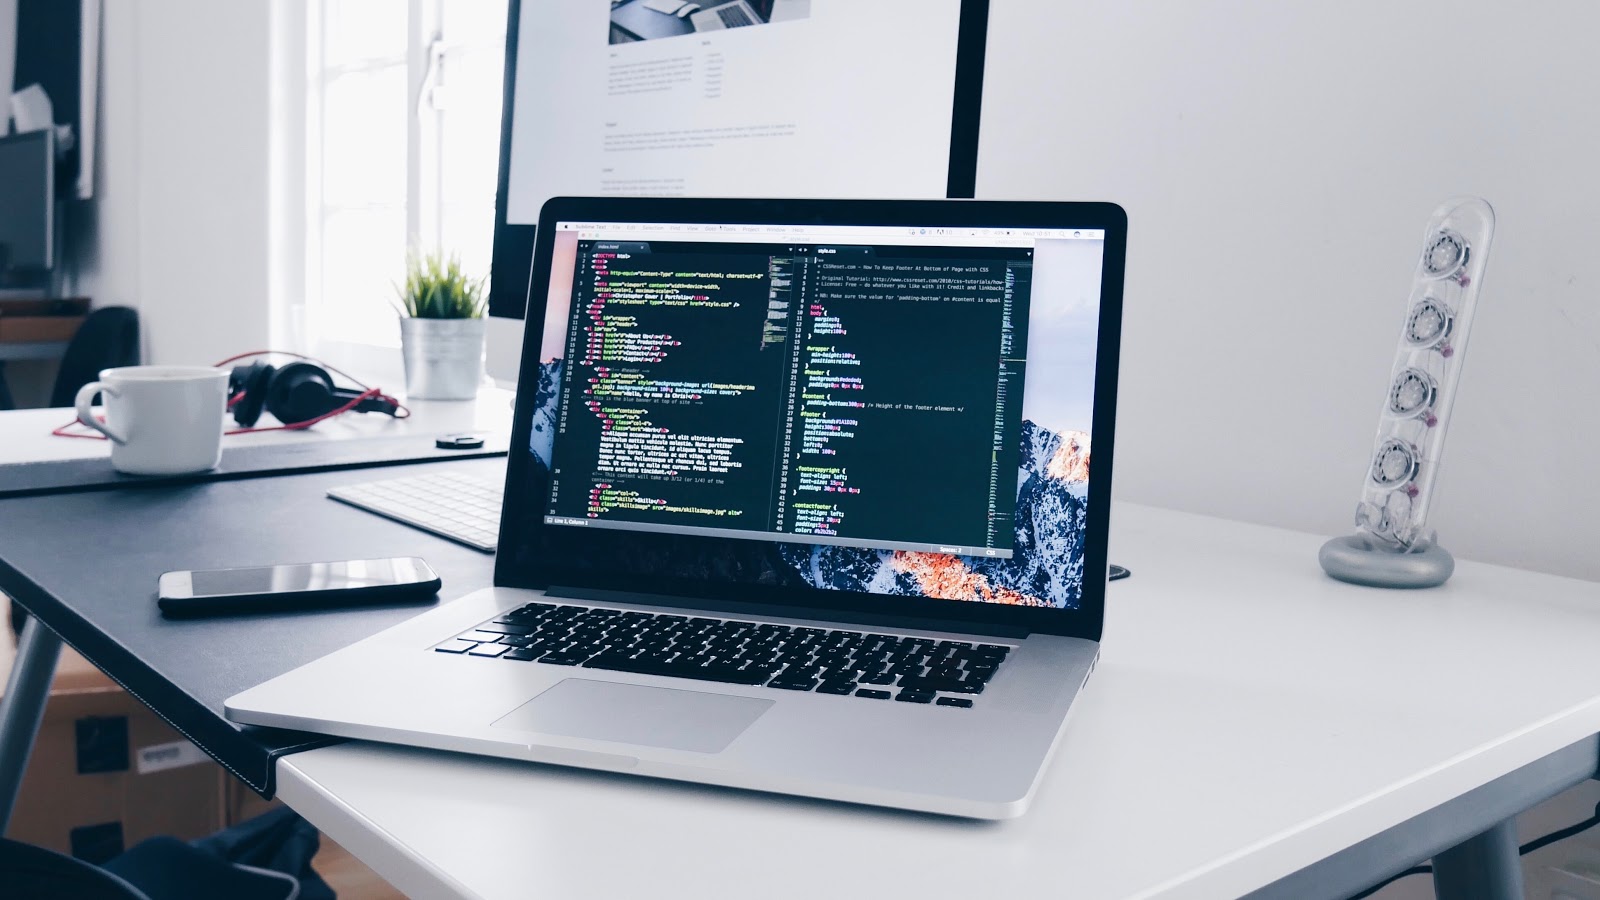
545 585 1034 640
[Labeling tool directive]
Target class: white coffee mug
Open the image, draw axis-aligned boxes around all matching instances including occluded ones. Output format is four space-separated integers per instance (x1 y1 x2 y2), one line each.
74 366 230 475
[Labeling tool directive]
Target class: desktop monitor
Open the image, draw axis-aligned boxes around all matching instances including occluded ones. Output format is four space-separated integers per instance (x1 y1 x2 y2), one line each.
0 129 54 284
485 0 992 385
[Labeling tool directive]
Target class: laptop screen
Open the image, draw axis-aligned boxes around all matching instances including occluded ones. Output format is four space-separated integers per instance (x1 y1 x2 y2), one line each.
500 199 1122 636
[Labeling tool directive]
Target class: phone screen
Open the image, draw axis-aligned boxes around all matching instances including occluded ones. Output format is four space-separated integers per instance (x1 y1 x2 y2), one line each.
187 558 432 597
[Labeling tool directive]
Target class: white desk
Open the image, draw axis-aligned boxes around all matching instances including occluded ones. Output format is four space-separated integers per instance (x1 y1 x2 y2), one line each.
0 387 516 467
272 504 1600 899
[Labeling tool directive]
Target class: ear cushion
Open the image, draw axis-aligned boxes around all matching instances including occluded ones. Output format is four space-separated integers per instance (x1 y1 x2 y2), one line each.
264 362 339 425
228 363 276 426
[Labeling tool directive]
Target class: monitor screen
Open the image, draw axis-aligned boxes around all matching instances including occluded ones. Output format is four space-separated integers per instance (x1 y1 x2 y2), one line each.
505 0 964 225
519 216 1106 612
486 0 987 362
0 130 54 274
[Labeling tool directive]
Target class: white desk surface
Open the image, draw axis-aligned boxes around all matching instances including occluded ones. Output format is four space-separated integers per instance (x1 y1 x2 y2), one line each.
0 388 516 467
276 503 1600 900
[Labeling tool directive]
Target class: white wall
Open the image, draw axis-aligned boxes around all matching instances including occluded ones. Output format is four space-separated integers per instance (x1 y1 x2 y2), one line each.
74 0 282 366
979 1 1600 582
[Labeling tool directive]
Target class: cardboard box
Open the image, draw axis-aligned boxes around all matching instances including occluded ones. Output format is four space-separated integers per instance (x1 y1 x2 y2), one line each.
1 608 228 862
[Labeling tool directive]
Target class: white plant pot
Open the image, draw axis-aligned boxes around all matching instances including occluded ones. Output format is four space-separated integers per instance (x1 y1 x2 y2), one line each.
399 317 486 400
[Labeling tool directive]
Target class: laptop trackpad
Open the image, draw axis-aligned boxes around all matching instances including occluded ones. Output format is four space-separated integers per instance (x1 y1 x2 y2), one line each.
492 678 774 753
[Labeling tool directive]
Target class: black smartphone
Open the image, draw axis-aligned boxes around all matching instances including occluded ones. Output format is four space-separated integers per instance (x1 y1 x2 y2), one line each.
157 557 442 618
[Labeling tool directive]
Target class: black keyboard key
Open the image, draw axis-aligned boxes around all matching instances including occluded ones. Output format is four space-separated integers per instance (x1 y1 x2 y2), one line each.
538 655 587 666
895 690 934 704
434 639 478 654
815 681 857 695
858 671 895 685
503 647 543 661
936 697 973 708
468 643 510 658
855 689 891 700
896 675 955 692
899 674 987 695
768 680 817 692
476 622 536 636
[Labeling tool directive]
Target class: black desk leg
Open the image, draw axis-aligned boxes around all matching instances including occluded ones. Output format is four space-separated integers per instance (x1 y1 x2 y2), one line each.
0 615 62 831
1430 818 1523 900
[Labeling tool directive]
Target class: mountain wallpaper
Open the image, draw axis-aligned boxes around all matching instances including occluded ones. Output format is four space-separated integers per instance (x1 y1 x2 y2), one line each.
775 420 1089 609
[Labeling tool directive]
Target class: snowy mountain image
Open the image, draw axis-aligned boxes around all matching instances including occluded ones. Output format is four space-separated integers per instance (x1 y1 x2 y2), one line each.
778 420 1091 609
529 359 563 466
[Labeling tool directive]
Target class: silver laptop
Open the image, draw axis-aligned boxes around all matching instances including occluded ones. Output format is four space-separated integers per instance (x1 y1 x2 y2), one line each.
690 0 808 31
226 197 1128 819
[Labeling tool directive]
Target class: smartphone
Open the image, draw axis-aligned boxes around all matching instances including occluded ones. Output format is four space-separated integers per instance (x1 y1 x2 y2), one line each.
157 557 442 618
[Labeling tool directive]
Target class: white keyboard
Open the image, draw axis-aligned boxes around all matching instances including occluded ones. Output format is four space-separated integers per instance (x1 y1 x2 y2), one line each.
328 470 503 552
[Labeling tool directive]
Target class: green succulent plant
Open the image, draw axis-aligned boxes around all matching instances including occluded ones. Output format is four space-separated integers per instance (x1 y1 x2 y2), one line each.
395 251 487 319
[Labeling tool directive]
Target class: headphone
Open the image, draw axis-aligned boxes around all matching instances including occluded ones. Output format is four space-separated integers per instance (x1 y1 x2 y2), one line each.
227 360 403 427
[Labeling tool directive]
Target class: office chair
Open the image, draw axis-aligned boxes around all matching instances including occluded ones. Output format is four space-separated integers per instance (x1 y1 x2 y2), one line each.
0 838 153 900
49 306 142 408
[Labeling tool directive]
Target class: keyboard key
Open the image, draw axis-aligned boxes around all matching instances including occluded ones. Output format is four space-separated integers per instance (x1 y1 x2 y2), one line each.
503 647 543 661
855 689 891 700
476 622 536 636
936 697 973 708
538 653 589 666
895 690 935 704
461 630 507 643
468 643 510 658
434 639 478 654
815 681 857 695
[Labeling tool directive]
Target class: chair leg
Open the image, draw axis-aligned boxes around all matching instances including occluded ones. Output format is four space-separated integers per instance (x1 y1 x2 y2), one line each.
0 616 63 832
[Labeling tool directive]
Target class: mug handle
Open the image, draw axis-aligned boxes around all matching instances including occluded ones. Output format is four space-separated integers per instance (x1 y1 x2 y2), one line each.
75 381 127 444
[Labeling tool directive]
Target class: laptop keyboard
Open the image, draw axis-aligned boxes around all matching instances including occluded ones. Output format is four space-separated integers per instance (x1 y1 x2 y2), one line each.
717 5 755 27
435 601 1010 707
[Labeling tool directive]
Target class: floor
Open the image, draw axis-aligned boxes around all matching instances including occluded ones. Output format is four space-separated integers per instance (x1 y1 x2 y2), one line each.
313 835 407 899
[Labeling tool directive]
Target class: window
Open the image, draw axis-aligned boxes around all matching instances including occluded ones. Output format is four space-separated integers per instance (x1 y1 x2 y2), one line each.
306 0 506 357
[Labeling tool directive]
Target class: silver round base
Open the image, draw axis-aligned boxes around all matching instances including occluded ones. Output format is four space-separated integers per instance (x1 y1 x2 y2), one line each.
1319 533 1454 589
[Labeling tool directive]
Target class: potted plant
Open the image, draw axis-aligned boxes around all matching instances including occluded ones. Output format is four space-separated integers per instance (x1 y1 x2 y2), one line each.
395 251 488 400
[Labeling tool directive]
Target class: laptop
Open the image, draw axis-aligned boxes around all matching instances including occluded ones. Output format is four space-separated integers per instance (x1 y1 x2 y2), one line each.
691 0 807 31
226 197 1127 819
